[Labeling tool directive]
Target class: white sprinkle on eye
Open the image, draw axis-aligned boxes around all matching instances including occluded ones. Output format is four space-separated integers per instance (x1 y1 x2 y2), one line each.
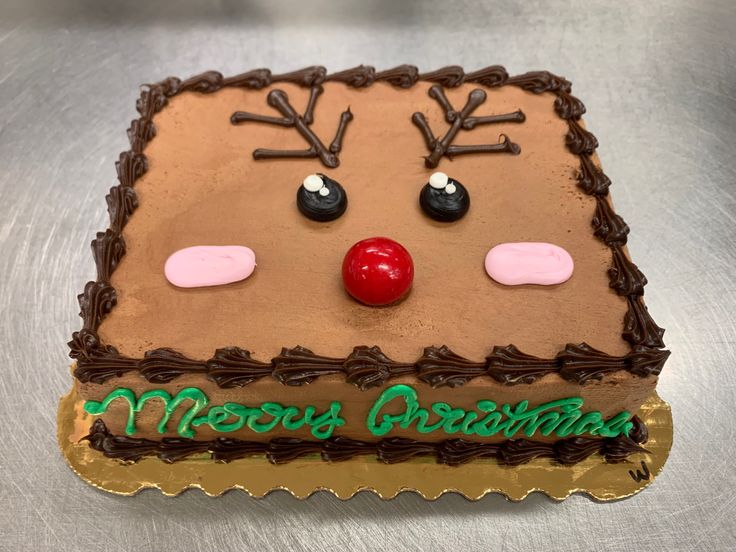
429 171 449 189
303 174 324 192
445 183 457 194
319 186 330 197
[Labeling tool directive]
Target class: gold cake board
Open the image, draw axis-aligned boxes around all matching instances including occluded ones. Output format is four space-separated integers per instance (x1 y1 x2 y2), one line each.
57 386 672 501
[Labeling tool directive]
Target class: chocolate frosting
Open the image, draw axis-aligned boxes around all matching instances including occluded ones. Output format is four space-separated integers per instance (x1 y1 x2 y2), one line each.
70 64 669 393
272 66 327 87
325 65 376 88
417 345 487 388
138 348 208 383
222 69 272 90
609 246 648 296
554 91 587 120
464 65 509 87
272 346 345 386
566 119 599 155
593 196 630 245
73 340 668 388
578 154 612 196
505 71 572 94
206 347 273 388
82 418 648 466
343 345 415 391
486 344 559 384
374 65 419 88
623 297 667 349
419 66 467 88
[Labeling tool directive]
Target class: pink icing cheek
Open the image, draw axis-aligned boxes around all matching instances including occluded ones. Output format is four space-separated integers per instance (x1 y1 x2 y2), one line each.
164 246 256 288
484 242 574 286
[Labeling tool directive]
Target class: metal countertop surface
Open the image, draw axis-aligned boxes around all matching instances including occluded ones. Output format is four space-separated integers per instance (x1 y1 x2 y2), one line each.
1 1 735 551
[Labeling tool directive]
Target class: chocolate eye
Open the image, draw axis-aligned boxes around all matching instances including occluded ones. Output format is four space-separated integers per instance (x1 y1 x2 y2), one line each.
296 174 348 222
419 171 470 222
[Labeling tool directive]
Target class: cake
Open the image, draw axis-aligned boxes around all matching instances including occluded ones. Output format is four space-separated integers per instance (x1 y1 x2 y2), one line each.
69 65 669 467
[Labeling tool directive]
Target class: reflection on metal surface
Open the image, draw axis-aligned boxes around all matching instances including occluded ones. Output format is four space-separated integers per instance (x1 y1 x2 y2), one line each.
58 383 672 501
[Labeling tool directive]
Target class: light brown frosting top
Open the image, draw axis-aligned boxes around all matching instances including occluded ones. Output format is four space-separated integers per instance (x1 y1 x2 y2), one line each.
99 82 629 361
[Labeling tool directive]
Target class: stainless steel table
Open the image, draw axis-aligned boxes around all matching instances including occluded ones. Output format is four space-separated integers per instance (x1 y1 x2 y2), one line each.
1 1 734 550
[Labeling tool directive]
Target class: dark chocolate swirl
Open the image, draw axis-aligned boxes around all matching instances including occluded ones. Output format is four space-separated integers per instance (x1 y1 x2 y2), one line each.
487 344 559 384
105 185 138 232
554 91 586 120
272 66 327 87
176 70 224 93
565 119 599 155
609 245 648 296
592 196 629 245
127 117 155 153
602 436 648 462
325 65 376 87
343 346 414 391
206 347 273 388
71 337 138 383
506 71 572 94
623 297 666 349
627 347 670 378
267 437 323 463
419 66 466 88
577 154 611 196
377 437 437 463
138 348 208 383
77 281 117 330
499 439 557 465
416 346 487 388
135 86 168 117
157 438 211 463
211 438 267 462
558 343 627 384
272 346 344 386
554 437 605 464
374 65 419 88
84 419 650 466
115 150 147 187
464 65 509 87
222 68 272 89
92 230 125 282
438 439 500 466
83 420 160 462
321 436 376 462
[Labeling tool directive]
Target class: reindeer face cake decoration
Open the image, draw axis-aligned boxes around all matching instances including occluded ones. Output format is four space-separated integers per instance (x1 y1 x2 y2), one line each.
161 80 576 304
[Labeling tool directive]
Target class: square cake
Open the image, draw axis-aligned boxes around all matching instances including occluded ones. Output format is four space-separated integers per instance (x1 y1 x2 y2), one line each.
70 65 669 466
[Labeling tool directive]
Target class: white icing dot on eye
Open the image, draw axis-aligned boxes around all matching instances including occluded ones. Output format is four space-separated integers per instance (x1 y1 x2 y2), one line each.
303 174 324 192
445 183 457 194
319 186 330 197
429 171 449 189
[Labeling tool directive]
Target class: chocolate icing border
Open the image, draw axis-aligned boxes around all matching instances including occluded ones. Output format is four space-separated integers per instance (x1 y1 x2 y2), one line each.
83 417 649 466
69 65 669 389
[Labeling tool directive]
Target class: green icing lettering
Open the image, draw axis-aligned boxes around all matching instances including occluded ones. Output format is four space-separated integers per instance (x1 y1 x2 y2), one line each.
365 384 632 439
84 384 633 441
84 388 345 439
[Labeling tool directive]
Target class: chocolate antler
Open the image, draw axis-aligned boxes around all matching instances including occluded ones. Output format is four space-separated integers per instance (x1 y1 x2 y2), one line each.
231 86 353 168
412 85 524 168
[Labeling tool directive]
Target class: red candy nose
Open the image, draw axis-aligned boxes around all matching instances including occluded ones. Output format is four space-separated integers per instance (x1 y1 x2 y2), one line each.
342 237 414 306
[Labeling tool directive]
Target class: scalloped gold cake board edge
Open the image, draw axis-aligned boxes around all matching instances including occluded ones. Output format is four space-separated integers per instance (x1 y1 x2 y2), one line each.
57 384 672 501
